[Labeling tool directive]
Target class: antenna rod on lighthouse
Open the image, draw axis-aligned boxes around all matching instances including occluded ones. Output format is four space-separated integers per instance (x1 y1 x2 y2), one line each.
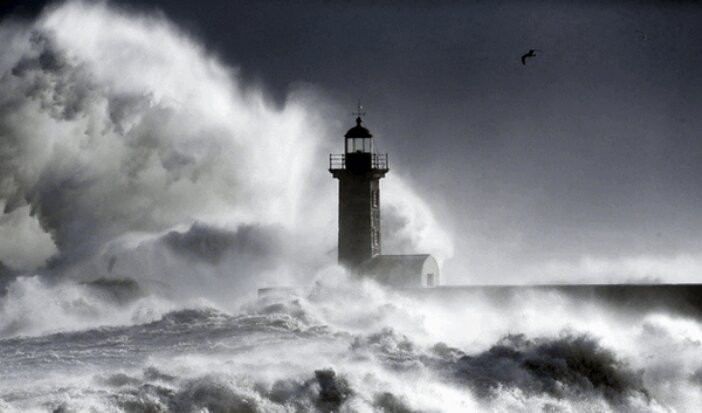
353 99 365 118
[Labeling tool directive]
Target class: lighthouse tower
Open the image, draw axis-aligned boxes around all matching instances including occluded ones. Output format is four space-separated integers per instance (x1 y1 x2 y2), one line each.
329 114 389 269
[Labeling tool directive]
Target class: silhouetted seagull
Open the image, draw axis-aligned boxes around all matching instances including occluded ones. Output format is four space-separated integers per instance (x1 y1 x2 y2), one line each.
521 49 538 65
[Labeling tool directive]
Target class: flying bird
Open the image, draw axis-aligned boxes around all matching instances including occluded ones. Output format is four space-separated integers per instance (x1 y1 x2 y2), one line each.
521 49 539 65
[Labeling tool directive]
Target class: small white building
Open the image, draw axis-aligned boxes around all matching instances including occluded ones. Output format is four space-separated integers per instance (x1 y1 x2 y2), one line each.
357 254 440 288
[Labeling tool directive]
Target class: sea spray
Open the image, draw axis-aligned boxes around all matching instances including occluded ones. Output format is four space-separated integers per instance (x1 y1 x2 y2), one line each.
0 0 452 286
0 273 688 412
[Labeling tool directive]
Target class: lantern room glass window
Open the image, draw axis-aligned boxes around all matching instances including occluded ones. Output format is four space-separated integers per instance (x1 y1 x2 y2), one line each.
346 137 373 153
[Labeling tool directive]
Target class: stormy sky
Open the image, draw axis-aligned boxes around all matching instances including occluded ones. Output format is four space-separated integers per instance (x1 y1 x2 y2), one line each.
2 0 701 284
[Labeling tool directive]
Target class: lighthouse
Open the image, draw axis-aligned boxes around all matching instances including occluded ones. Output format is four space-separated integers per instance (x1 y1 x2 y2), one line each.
329 114 388 268
330 111 441 287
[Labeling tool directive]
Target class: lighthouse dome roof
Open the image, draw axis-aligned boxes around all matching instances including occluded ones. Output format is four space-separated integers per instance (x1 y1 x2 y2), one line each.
344 117 373 138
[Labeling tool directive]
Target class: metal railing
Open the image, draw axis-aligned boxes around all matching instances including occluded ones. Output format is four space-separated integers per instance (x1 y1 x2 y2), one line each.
329 154 345 169
329 153 389 171
372 153 389 170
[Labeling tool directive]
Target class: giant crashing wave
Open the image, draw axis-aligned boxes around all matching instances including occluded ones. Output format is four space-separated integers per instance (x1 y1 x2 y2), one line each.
0 0 452 293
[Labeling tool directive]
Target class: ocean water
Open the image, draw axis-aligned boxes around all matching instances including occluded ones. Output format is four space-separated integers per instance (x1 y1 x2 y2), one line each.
1 274 700 412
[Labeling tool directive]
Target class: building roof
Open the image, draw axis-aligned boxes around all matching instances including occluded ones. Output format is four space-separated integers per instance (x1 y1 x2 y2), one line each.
344 116 373 139
357 254 434 287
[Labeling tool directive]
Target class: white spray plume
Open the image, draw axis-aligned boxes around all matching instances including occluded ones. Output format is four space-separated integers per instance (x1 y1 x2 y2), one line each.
0 1 453 291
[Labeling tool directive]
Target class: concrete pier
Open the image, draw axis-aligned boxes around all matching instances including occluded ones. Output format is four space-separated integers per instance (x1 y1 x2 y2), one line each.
405 284 702 318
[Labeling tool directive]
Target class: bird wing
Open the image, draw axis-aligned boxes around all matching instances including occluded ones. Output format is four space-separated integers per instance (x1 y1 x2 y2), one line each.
521 54 528 65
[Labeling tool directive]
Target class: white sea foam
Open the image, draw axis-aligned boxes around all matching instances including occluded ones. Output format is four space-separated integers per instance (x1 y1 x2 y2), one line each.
0 275 174 338
0 273 696 412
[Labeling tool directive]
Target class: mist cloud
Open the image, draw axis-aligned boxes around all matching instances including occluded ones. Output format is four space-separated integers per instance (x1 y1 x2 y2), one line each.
0 1 453 288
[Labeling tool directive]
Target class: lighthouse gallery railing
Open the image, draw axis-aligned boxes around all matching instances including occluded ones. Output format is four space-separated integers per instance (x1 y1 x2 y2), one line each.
329 153 388 171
